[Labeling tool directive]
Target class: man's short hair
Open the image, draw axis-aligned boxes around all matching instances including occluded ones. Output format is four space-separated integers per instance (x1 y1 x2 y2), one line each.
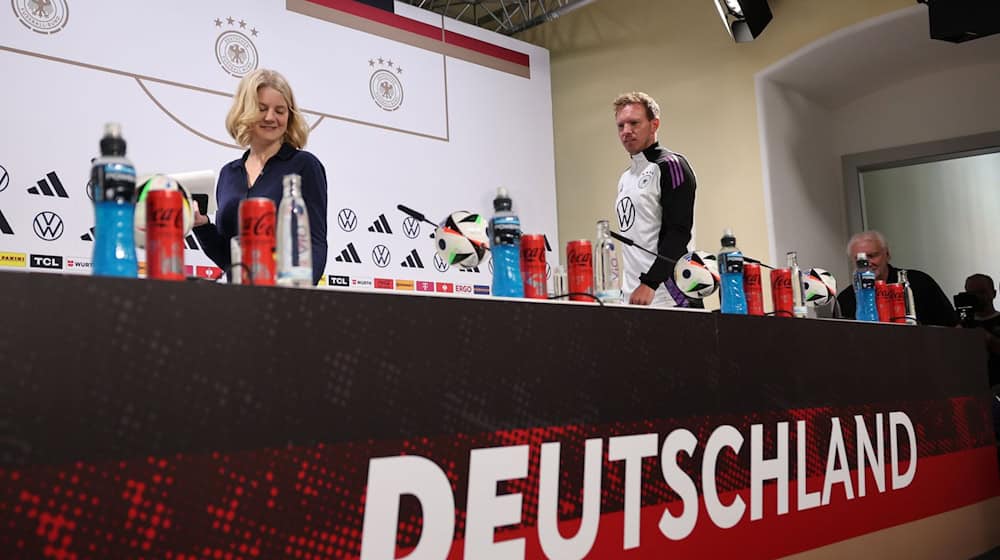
966 273 996 290
613 92 660 121
846 230 889 257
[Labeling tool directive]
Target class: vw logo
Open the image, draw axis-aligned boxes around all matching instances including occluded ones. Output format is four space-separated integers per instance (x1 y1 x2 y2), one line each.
0 164 9 192
402 216 420 239
433 252 449 272
338 208 357 232
33 211 64 241
617 197 636 232
372 244 391 268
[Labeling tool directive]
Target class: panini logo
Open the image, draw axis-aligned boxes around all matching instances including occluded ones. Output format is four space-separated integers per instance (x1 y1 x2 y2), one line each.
368 214 393 234
474 284 490 295
435 282 454 293
374 278 394 289
0 252 27 267
396 279 415 291
30 254 63 269
26 171 69 198
335 243 362 264
328 274 350 287
416 281 434 292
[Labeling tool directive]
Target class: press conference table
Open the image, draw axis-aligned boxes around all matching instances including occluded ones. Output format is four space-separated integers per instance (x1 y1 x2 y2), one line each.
0 271 997 559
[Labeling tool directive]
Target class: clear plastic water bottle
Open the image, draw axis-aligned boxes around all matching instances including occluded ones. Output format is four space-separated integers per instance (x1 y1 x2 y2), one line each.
276 173 313 287
718 228 747 315
593 219 623 304
898 269 918 325
91 122 138 278
489 187 524 298
787 251 807 318
853 252 879 322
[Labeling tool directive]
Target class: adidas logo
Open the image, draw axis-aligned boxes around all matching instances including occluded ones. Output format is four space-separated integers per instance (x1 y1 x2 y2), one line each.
400 249 424 269
80 226 95 241
368 214 392 234
460 266 481 273
26 171 69 198
0 209 12 235
185 234 200 250
335 242 362 263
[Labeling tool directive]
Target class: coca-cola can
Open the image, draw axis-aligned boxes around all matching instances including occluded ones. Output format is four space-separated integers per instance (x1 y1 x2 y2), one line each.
566 239 593 302
744 262 764 316
146 189 185 281
520 234 547 299
875 280 893 323
771 268 793 317
239 198 276 286
889 283 907 324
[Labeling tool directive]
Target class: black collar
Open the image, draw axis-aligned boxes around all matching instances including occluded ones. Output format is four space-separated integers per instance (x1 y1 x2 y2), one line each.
228 142 296 170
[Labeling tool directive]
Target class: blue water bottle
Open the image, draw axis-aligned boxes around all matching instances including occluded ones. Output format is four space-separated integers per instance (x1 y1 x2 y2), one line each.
489 187 525 298
853 252 879 322
91 122 138 277
718 228 747 315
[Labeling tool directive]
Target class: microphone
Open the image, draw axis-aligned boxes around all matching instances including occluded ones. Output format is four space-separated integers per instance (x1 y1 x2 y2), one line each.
396 204 439 228
610 230 775 269
609 231 678 265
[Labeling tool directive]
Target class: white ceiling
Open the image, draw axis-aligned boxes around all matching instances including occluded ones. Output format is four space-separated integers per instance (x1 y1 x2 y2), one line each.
762 5 1000 108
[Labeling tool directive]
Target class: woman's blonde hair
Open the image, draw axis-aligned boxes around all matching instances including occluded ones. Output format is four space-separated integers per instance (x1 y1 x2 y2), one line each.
225 69 309 149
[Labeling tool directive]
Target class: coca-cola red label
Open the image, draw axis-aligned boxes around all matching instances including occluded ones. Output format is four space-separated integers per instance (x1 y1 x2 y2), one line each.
568 252 592 266
242 213 275 240
521 247 545 264
148 207 183 230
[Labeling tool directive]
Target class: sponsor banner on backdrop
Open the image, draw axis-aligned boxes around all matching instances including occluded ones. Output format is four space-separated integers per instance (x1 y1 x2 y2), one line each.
473 284 490 295
435 282 453 293
415 280 433 292
195 266 224 280
29 254 63 269
351 277 374 289
395 279 414 291
0 252 27 268
374 278 393 289
64 256 93 274
328 274 350 287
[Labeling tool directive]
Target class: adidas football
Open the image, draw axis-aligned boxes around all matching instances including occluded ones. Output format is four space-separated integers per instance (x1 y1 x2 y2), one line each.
802 267 837 306
134 174 194 248
673 250 720 299
434 211 489 268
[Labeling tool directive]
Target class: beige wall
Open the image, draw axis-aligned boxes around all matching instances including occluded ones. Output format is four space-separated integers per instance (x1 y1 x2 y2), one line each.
520 0 913 264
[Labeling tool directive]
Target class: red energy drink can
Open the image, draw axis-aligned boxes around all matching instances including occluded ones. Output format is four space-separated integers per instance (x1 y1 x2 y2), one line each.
743 262 764 316
889 284 907 324
520 234 547 299
239 198 276 286
771 268 793 317
146 189 185 281
876 280 893 323
566 239 593 302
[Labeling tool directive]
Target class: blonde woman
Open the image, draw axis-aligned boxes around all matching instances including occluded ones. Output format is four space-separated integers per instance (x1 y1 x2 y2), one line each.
193 68 328 284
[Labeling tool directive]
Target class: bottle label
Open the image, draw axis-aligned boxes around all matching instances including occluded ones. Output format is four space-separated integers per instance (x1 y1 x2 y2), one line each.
722 253 744 274
491 216 521 245
92 162 136 203
860 277 875 290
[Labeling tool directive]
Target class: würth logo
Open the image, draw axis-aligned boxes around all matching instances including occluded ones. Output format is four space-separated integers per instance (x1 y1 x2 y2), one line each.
33 211 63 241
0 209 13 235
368 214 393 234
372 244 391 268
335 243 362 264
26 171 69 198
402 216 420 239
30 254 63 269
338 208 357 232
400 249 423 269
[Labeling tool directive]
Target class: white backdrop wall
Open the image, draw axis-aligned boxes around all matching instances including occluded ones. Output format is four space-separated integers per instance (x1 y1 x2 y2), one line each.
0 0 558 292
757 6 1000 289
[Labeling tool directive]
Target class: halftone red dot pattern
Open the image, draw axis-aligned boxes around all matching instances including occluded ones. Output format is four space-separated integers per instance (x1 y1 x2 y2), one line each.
0 397 992 558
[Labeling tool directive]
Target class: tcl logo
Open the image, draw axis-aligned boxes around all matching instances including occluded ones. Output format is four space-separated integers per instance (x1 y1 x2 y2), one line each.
328 275 350 287
30 254 63 269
